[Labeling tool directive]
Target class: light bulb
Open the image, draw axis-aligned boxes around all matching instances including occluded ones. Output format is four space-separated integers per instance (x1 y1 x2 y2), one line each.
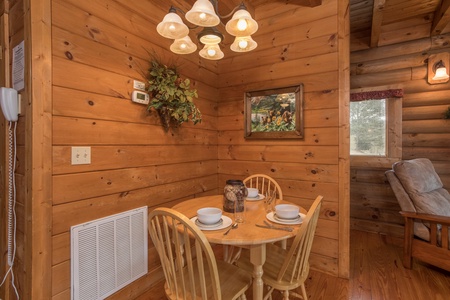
238 40 248 49
199 12 206 19
169 24 176 31
180 43 187 49
207 48 216 57
237 18 248 31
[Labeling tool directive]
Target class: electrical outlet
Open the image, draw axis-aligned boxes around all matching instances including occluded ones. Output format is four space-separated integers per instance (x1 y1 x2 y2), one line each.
71 147 91 165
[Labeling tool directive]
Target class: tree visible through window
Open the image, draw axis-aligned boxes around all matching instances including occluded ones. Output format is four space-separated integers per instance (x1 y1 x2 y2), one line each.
350 99 386 156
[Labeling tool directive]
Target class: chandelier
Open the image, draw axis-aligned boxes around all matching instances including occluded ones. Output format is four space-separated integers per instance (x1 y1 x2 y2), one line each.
157 0 258 60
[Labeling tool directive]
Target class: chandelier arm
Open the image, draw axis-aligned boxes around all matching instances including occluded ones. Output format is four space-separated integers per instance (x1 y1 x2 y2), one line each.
210 0 247 20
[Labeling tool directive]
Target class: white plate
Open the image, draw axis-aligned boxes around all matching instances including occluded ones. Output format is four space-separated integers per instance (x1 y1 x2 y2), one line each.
266 212 305 225
274 213 300 223
190 215 232 231
246 194 266 201
195 218 223 228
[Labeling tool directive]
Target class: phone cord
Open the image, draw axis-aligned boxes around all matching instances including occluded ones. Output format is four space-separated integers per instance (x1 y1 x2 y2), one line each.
0 121 20 299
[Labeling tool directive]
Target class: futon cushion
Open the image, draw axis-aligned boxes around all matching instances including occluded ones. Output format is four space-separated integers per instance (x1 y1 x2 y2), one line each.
393 158 450 217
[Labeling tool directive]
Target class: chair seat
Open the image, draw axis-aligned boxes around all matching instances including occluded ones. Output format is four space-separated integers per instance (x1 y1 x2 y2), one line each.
167 259 251 300
149 207 252 300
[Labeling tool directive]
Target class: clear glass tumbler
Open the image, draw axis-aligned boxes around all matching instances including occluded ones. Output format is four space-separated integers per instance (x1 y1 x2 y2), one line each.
234 197 246 223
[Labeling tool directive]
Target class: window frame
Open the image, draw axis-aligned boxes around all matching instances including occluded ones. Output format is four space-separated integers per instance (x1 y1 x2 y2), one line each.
350 87 402 168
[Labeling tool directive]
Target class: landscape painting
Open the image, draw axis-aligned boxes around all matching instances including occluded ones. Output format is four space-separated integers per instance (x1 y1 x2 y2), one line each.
244 85 304 139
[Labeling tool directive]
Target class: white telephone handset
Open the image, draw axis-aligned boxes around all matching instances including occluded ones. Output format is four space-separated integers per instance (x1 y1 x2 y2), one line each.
0 87 19 122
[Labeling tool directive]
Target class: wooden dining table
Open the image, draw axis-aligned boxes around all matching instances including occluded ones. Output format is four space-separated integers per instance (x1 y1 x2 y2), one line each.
172 194 306 300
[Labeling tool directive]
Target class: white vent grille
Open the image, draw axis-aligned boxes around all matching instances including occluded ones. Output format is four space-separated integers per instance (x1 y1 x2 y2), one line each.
71 207 148 300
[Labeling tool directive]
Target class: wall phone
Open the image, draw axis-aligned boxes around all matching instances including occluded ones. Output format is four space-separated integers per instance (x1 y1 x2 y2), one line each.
0 87 19 121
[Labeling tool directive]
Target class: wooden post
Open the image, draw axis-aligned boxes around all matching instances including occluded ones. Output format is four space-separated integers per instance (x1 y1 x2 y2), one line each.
338 0 351 279
24 0 53 299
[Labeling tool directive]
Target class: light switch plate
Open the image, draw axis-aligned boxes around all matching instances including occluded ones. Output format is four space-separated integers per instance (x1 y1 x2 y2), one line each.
71 147 91 165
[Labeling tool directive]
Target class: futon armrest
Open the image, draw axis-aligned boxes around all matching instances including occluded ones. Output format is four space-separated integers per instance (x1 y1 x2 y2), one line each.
399 211 450 225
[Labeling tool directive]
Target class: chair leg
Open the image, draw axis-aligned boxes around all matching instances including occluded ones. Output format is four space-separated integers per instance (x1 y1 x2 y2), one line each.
223 245 242 264
403 217 413 269
300 283 308 300
263 286 275 300
282 290 289 300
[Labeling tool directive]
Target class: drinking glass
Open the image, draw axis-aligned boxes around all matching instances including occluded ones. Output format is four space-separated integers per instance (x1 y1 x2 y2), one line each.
234 197 246 223
264 191 276 213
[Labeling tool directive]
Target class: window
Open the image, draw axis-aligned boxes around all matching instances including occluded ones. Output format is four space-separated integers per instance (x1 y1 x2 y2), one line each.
350 88 402 166
350 99 386 156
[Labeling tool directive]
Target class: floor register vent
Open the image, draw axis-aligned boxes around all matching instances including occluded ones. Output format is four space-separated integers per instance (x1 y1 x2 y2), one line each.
71 206 148 300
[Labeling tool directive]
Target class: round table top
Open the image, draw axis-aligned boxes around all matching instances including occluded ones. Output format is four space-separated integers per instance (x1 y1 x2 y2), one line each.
172 195 305 246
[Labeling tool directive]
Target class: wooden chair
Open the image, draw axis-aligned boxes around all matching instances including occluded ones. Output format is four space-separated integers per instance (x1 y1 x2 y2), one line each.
148 207 252 300
243 174 283 201
236 195 323 300
385 158 450 272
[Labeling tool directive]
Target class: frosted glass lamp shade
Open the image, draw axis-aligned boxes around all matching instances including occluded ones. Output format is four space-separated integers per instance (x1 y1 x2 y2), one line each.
230 36 257 52
170 36 197 54
186 0 220 27
197 27 224 45
432 61 449 80
226 9 258 37
199 44 224 60
157 12 189 39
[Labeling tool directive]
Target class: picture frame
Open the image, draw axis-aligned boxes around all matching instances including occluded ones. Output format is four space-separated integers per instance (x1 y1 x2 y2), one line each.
244 84 304 139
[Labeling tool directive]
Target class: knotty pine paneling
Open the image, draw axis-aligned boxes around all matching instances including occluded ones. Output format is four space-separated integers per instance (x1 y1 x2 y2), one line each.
218 145 339 164
2 0 351 299
50 0 220 298
350 34 450 237
216 0 348 277
53 145 218 174
0 1 28 299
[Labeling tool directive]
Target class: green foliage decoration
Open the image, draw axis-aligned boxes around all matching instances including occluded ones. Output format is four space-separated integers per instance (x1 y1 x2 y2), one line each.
147 60 202 131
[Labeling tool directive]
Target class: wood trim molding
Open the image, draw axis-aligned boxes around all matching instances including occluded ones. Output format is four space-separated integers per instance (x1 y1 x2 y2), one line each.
338 0 350 279
24 0 53 299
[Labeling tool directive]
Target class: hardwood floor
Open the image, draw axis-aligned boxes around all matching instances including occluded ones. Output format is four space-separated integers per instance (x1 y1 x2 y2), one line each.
139 230 450 299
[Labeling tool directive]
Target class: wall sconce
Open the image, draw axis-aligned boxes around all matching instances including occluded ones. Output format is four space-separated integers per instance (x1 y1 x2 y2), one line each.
428 52 450 84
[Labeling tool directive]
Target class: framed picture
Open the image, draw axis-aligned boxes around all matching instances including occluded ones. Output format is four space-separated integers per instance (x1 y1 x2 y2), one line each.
244 84 304 139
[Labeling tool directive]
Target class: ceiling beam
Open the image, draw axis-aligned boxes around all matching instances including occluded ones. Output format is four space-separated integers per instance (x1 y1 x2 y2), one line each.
249 0 322 8
282 0 322 7
431 0 450 35
370 0 385 47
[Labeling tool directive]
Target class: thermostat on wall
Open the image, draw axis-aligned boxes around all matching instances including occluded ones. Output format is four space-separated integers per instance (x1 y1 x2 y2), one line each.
132 90 149 105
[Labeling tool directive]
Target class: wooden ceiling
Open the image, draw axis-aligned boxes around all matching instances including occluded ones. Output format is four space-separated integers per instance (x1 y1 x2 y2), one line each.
169 0 450 52
350 0 450 51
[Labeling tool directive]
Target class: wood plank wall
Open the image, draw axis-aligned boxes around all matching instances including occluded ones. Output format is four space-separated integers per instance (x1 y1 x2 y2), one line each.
1 0 349 298
350 34 450 237
0 0 28 299
217 0 349 277
50 0 220 298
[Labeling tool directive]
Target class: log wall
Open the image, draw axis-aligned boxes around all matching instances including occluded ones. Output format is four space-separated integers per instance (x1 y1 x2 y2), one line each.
217 0 350 277
350 34 450 237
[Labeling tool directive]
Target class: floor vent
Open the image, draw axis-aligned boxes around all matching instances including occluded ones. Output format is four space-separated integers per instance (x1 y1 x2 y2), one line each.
71 206 148 300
